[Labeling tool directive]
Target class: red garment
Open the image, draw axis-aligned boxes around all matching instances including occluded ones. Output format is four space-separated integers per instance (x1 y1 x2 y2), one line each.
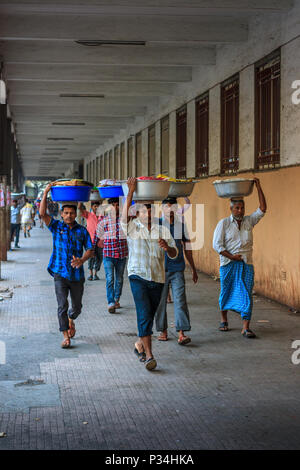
81 210 103 248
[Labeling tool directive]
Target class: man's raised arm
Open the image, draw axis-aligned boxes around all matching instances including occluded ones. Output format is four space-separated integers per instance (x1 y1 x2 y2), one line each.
121 177 136 225
39 183 53 226
253 177 267 212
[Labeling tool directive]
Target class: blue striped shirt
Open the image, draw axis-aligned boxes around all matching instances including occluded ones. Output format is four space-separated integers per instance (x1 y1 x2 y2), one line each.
47 218 92 281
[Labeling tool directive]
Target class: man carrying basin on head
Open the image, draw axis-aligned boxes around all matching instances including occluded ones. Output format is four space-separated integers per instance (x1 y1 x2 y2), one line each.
93 197 128 314
120 177 178 371
40 183 94 348
212 178 267 338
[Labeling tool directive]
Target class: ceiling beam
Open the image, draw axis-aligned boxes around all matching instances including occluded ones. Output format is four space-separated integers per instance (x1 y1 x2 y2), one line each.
5 63 192 83
12 115 135 125
11 104 147 117
0 1 293 16
0 14 248 43
0 41 216 66
9 95 159 107
6 80 176 96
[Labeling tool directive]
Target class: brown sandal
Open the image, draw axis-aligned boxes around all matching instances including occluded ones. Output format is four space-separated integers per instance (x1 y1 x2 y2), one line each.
158 332 168 341
178 335 191 345
61 338 71 348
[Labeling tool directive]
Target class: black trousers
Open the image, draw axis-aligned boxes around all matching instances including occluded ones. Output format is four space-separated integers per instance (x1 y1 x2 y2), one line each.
54 274 85 332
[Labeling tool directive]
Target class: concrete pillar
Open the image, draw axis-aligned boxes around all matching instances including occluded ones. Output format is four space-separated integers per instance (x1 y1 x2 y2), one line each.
132 136 136 177
186 100 196 178
281 38 300 167
239 65 255 171
0 178 8 261
155 120 161 175
124 140 128 179
169 111 176 178
110 151 114 179
117 142 122 180
141 129 149 175
209 85 221 175
0 208 7 261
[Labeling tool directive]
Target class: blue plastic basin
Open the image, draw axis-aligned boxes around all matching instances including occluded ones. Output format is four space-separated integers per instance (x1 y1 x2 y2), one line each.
51 186 91 202
98 186 124 198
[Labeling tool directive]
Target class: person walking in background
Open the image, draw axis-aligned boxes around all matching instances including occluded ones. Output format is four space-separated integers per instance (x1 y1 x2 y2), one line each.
78 201 104 281
121 178 178 371
39 183 94 349
20 198 34 238
93 197 128 313
155 197 198 345
213 177 267 338
35 199 44 228
10 199 21 249
165 196 191 304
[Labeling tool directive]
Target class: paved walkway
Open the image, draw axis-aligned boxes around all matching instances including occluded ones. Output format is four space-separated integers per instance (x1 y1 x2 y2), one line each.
0 224 300 450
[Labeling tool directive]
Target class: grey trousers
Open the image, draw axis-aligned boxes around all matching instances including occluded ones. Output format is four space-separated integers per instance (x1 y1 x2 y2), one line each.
54 274 85 332
155 271 191 332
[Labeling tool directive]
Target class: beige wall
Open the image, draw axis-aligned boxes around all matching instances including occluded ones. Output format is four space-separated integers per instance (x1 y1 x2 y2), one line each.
187 167 300 309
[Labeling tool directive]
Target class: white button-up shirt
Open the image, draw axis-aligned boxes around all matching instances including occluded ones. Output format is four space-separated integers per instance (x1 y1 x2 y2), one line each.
120 217 178 283
213 208 265 266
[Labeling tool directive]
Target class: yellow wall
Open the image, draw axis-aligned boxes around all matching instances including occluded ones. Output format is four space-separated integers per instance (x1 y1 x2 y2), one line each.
186 167 300 309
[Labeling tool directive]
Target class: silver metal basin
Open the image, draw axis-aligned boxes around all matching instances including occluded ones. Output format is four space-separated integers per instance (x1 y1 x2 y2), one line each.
168 181 195 198
213 178 254 198
122 180 171 201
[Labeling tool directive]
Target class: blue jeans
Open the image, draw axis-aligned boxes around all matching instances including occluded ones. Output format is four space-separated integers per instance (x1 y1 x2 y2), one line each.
155 271 191 332
10 223 20 247
129 275 164 337
103 256 127 305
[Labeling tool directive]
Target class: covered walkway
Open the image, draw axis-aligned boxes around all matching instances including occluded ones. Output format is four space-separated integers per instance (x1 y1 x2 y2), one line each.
0 226 300 450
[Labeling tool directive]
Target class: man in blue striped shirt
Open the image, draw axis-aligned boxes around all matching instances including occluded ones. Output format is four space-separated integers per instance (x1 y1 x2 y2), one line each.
40 183 94 348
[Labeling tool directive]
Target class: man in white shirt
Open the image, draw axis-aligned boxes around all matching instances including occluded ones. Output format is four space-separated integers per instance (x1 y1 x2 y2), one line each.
212 178 267 338
121 177 178 370
20 199 34 238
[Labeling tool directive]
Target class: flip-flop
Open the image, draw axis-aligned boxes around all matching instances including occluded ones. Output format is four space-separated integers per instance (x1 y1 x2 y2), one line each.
242 329 256 338
219 321 229 331
178 335 191 345
134 347 146 360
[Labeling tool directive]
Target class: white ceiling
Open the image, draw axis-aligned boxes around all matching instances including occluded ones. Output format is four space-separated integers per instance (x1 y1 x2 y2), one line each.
0 0 293 178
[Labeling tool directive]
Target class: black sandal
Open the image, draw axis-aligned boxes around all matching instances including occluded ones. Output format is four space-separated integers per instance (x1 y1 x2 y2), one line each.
219 321 229 331
134 347 146 361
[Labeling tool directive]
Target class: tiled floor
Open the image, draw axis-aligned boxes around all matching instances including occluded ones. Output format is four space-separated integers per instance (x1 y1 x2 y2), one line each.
0 224 300 449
